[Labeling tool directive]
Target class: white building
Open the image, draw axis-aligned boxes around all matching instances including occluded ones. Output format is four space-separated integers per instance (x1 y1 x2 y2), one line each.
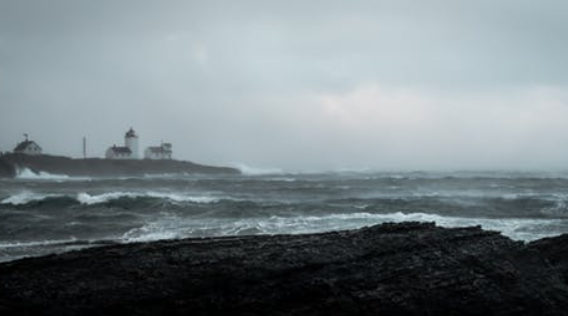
144 143 172 160
105 128 139 160
124 128 139 159
105 145 132 159
14 136 43 155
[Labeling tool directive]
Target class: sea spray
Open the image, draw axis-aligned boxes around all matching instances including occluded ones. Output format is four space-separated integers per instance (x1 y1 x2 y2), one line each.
16 167 69 180
2 171 568 263
1 191 227 206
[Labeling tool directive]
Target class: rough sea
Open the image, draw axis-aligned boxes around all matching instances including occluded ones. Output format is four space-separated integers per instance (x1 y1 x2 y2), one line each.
2 168 568 263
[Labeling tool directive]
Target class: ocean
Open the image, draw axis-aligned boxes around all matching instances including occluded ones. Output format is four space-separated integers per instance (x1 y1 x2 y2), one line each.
2 168 568 263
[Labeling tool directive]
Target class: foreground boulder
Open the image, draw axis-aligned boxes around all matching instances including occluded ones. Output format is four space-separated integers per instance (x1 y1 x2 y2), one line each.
1 222 568 316
529 234 568 284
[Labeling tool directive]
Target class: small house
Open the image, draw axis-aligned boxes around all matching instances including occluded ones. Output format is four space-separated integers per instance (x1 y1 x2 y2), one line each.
105 145 133 159
144 143 172 160
14 137 42 156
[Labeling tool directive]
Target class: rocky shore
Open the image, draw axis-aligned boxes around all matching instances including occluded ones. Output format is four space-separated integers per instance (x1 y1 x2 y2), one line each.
1 222 568 315
0 153 240 178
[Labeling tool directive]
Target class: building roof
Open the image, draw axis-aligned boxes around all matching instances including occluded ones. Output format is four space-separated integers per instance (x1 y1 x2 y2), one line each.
109 146 132 154
14 140 41 152
125 128 137 138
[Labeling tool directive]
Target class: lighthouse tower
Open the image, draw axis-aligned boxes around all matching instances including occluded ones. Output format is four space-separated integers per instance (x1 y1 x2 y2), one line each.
124 127 139 159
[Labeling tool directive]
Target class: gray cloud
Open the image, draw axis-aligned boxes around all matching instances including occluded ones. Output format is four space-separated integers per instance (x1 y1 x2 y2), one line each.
1 0 568 171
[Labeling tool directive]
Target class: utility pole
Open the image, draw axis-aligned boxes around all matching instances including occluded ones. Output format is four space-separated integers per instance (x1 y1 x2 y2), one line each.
83 137 87 159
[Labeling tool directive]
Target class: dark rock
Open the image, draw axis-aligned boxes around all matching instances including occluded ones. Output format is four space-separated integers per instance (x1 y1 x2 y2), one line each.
529 234 568 284
0 156 15 178
0 153 239 178
1 222 568 315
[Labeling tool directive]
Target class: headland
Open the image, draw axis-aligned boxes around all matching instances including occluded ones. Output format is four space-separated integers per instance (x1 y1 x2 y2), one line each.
1 128 240 178
0 153 240 178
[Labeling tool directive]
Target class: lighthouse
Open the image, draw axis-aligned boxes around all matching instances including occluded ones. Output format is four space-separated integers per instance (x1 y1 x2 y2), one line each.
124 128 139 159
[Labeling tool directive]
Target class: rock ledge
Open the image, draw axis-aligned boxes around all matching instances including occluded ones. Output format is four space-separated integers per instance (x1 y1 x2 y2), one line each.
1 222 568 316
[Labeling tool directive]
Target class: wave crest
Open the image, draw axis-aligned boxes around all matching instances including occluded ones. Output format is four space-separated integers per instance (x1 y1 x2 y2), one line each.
1 191 224 206
0 191 63 205
231 163 284 176
16 167 70 180
117 211 565 244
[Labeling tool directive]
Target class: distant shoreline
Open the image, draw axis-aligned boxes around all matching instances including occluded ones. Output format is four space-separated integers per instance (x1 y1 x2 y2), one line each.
0 153 240 178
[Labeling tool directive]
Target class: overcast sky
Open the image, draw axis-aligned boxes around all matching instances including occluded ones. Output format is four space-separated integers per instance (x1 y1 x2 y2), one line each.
1 0 568 171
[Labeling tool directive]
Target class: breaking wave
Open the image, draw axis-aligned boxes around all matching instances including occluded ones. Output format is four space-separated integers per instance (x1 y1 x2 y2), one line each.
1 191 225 207
76 192 222 205
15 167 92 181
0 191 64 205
16 167 70 180
119 212 565 243
3 190 568 221
231 163 284 176
4 171 568 263
1 211 565 263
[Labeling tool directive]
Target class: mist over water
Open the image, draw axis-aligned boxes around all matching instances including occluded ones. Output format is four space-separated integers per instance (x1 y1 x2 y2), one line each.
2 170 568 263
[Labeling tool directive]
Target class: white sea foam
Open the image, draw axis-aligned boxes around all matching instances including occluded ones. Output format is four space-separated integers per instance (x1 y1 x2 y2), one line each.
16 167 70 180
117 212 566 243
231 163 284 176
297 212 564 241
120 214 183 242
0 191 62 205
76 192 136 205
0 191 224 206
0 237 78 249
76 191 223 205
15 167 92 181
145 192 222 204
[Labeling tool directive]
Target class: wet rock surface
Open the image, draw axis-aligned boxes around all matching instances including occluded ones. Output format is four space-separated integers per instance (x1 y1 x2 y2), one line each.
1 222 568 316
529 234 568 284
